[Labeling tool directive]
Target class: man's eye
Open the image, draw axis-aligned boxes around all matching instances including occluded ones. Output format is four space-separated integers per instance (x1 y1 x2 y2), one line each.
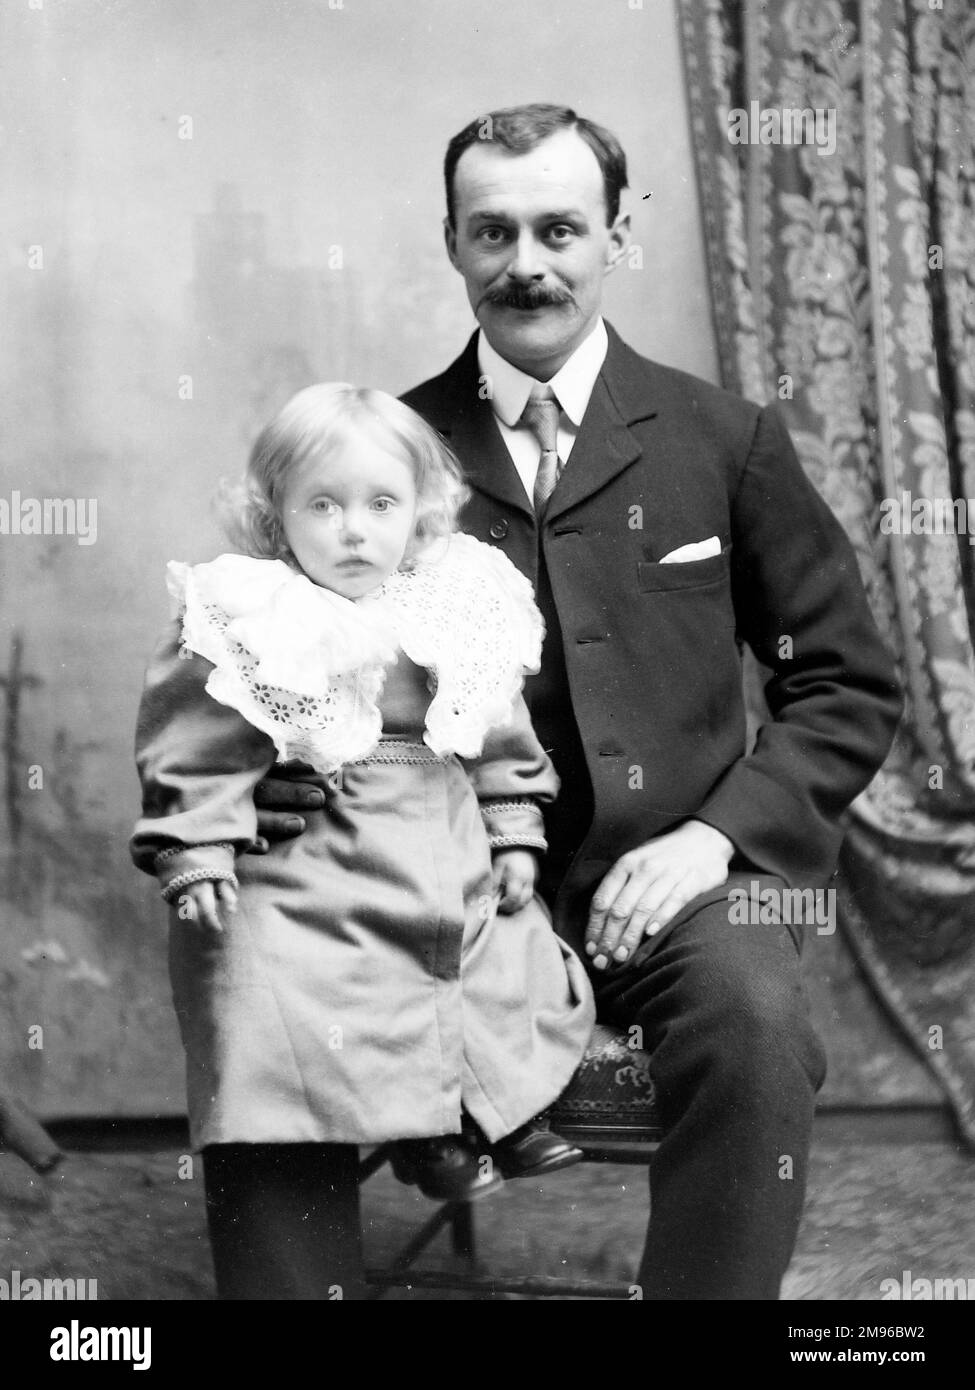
547 224 575 243
479 227 508 245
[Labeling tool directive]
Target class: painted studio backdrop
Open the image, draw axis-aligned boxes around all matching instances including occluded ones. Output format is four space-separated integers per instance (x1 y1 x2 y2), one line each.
1 0 718 1116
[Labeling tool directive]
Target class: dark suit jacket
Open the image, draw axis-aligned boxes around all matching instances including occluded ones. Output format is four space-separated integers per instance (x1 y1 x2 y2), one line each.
403 323 902 953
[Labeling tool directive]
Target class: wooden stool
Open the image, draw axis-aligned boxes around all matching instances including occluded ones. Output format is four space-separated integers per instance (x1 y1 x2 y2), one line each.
362 1024 660 1299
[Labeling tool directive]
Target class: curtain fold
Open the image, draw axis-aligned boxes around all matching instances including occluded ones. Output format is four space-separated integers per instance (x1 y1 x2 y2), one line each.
678 0 975 1142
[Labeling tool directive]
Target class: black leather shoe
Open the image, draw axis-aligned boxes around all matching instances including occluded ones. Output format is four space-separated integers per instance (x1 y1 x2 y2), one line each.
390 1136 504 1202
488 1117 584 1179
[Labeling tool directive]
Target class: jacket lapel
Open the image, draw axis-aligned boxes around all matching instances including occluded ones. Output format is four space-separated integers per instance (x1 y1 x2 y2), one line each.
451 399 535 521
544 323 659 524
419 323 661 523
419 335 534 520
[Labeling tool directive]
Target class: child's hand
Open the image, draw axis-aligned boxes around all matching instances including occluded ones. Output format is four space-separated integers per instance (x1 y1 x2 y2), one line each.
491 849 538 915
172 880 238 934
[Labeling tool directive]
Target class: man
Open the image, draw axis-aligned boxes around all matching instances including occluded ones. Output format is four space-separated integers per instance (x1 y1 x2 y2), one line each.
258 104 902 1299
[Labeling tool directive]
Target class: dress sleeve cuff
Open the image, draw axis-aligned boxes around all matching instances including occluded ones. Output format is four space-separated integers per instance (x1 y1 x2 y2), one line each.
480 798 548 854
154 843 238 903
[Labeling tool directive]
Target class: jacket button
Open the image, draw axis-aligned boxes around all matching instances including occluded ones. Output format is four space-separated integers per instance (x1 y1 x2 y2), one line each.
489 520 509 540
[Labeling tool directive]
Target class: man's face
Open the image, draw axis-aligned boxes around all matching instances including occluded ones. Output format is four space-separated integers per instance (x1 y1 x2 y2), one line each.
445 128 630 380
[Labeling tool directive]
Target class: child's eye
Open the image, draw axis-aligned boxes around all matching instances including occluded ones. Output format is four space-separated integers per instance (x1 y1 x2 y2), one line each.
372 497 395 513
310 499 338 514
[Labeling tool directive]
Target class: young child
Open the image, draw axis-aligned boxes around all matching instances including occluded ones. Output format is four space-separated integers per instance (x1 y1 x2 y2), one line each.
130 382 595 1299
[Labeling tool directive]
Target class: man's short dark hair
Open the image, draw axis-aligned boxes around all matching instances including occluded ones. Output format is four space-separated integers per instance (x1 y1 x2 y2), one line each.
444 103 629 228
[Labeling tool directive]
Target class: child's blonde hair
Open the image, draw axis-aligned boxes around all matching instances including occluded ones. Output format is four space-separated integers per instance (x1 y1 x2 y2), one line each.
221 383 470 566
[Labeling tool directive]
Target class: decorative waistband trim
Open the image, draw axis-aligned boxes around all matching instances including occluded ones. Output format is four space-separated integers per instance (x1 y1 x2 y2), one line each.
346 740 453 766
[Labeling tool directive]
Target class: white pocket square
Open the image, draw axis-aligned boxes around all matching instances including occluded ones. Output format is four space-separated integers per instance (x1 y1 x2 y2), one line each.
659 535 721 564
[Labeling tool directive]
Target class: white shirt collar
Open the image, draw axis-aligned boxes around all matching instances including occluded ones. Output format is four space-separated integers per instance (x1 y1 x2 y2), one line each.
477 318 609 428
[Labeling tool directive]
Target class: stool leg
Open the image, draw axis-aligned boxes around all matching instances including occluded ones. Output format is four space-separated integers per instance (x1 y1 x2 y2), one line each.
449 1201 476 1261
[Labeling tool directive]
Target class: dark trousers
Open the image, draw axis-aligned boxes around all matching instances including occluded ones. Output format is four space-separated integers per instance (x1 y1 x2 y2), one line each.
592 875 828 1300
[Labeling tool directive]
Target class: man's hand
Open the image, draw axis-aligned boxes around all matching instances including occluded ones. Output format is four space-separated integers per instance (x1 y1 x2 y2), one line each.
585 820 735 970
252 772 325 853
172 880 238 934
491 848 538 915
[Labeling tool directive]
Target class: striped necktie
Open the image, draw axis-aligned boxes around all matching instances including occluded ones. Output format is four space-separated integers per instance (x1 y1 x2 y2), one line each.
521 384 563 518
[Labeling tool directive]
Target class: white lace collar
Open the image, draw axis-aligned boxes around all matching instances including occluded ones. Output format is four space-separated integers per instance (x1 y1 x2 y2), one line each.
167 533 543 773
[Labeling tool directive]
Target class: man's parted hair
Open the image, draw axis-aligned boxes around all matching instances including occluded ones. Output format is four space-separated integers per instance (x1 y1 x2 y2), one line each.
444 103 629 229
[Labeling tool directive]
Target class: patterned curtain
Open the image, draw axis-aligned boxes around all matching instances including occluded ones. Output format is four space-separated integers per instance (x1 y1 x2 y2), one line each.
678 0 975 1142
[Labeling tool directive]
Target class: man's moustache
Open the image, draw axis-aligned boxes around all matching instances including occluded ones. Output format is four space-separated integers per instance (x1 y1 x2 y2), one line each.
481 284 574 310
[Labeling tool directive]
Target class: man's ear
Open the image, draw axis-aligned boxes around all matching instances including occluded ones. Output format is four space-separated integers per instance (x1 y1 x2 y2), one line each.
604 211 631 275
444 217 460 271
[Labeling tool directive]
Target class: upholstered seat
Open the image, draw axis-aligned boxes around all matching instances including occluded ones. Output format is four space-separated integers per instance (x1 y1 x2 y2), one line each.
549 1022 661 1144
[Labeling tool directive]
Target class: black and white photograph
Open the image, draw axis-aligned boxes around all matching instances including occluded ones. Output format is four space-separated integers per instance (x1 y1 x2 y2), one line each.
1 0 974 1347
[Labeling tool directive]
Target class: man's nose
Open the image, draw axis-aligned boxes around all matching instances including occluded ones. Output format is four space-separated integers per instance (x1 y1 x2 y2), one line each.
505 231 546 281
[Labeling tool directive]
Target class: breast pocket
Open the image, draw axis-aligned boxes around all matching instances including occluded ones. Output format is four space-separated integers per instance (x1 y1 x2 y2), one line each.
637 544 731 593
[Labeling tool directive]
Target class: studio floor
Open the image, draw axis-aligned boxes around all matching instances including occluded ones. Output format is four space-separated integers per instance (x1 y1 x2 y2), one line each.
2 1117 974 1301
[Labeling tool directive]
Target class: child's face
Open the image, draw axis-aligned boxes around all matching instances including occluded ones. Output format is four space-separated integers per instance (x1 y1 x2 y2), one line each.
280 436 418 599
